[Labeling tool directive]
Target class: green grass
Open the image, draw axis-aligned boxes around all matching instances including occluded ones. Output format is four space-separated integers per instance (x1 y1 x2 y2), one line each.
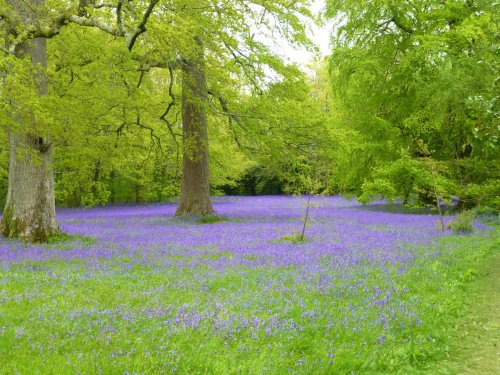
428 252 500 374
396 228 500 374
198 215 230 224
274 230 311 244
171 215 235 225
47 232 97 244
0 228 499 374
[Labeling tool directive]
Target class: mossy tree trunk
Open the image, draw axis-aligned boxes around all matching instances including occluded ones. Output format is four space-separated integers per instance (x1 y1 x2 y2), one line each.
175 36 215 216
1 134 59 242
0 0 60 242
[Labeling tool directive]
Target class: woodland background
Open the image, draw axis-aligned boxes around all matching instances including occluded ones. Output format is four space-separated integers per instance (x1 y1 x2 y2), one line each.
0 0 498 240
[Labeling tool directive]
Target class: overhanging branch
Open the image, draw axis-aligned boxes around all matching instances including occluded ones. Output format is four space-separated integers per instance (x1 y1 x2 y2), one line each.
126 0 160 51
3 0 164 54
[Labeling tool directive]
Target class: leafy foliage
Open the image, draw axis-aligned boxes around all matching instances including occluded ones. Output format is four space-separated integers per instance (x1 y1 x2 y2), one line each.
448 211 476 234
0 0 497 212
326 0 499 209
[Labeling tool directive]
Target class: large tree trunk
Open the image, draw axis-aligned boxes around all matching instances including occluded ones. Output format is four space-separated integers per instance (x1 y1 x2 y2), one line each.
175 37 215 216
1 134 59 242
0 0 60 242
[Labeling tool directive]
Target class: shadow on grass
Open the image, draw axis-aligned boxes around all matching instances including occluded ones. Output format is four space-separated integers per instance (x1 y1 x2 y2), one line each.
358 203 457 215
173 215 234 225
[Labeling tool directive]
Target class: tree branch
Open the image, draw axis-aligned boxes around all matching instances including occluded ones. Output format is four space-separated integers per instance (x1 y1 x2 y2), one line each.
126 0 160 51
3 0 164 54
159 66 182 143
390 16 415 34
67 14 124 36
116 0 125 35
222 40 263 94
136 114 163 154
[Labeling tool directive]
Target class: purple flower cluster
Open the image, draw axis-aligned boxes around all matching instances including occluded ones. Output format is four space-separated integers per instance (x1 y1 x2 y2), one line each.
2 196 446 266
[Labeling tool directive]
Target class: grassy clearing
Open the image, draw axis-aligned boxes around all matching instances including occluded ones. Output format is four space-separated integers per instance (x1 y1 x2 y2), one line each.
0 204 498 374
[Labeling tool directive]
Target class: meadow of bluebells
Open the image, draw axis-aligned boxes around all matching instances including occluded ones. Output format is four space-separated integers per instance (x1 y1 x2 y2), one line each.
0 196 496 374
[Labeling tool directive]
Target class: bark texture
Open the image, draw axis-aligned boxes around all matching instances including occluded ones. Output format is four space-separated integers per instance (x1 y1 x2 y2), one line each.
1 134 59 242
0 0 60 242
175 37 215 216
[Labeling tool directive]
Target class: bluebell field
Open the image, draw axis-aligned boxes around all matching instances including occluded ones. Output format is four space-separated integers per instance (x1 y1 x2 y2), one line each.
0 196 494 374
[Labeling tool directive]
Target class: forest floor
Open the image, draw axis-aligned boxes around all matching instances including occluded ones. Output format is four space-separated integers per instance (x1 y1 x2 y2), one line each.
1 198 498 374
440 249 500 374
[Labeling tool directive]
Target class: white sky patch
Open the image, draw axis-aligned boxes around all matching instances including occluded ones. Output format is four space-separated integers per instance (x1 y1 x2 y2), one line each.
239 0 333 84
277 0 333 66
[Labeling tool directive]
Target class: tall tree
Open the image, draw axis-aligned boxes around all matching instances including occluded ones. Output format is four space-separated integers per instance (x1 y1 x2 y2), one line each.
1 0 320 229
326 0 499 207
0 0 59 242
176 36 214 215
0 0 162 240
140 0 317 215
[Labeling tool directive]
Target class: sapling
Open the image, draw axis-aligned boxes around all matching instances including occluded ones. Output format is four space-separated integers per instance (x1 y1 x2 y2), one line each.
417 141 446 231
279 195 315 244
278 176 325 244
300 195 312 241
432 172 446 231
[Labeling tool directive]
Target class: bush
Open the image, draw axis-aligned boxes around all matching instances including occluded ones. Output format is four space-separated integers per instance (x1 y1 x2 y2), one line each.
474 206 498 216
448 211 475 234
278 231 309 244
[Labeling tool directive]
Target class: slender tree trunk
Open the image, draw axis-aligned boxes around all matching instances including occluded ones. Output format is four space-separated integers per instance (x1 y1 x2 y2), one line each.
135 183 141 204
109 170 116 204
0 0 60 242
175 37 215 216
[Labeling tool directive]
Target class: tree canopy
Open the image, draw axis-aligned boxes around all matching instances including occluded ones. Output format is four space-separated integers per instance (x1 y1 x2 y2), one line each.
0 0 498 241
326 0 499 208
